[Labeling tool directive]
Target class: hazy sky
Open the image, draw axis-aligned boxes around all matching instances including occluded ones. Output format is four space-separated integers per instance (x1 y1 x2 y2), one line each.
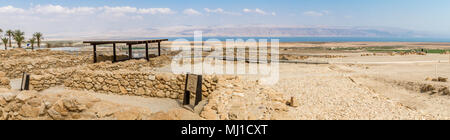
1 0 450 38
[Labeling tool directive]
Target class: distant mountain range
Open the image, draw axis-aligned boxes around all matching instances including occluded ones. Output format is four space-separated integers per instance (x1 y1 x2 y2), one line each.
47 25 436 40
170 26 429 37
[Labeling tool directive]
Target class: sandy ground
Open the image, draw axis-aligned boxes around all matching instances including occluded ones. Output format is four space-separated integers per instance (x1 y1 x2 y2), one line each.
272 62 449 119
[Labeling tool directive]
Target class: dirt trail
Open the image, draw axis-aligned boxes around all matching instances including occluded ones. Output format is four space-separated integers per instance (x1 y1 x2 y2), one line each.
265 63 444 119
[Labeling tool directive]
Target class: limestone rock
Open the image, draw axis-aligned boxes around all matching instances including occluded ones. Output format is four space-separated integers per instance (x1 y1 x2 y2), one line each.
136 88 145 95
287 97 299 107
16 91 38 102
114 109 141 120
1 92 17 102
63 98 87 112
19 104 41 117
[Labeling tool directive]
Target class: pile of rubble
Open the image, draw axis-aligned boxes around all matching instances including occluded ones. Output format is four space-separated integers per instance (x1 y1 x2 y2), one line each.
200 78 296 120
426 77 448 82
0 72 10 89
420 84 449 95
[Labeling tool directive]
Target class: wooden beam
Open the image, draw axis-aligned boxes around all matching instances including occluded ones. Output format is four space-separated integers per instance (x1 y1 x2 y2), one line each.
113 43 117 63
128 44 132 59
145 42 149 61
194 75 203 105
158 41 161 56
84 39 169 45
183 74 190 105
93 44 97 63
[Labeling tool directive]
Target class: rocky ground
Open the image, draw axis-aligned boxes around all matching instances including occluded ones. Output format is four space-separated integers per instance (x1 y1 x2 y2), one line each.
1 44 449 120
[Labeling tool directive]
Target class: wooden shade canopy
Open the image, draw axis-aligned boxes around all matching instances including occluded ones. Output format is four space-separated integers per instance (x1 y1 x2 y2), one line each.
83 39 168 63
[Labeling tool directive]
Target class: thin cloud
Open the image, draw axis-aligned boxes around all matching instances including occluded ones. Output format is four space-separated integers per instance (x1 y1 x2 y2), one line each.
204 8 224 13
33 5 97 15
242 8 275 16
0 5 26 13
204 8 241 16
183 8 202 15
138 8 174 15
303 11 329 17
254 8 266 15
0 5 174 16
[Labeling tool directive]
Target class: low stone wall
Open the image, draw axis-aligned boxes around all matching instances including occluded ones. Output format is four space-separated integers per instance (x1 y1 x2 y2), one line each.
96 55 129 62
83 59 150 71
30 69 222 99
0 55 91 79
63 70 220 99
0 72 10 89
30 67 78 91
84 55 175 71
0 49 68 59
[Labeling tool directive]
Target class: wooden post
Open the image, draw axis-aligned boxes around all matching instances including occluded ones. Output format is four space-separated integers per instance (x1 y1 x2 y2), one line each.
93 44 97 63
183 74 203 106
145 42 149 61
21 72 30 91
113 43 117 62
128 44 132 60
194 75 203 105
183 74 190 105
158 41 161 56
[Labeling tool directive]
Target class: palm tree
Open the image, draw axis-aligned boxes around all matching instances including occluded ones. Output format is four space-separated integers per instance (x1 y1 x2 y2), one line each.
12 30 25 48
1 37 8 50
33 32 43 48
0 28 3 49
29 37 36 51
6 30 13 48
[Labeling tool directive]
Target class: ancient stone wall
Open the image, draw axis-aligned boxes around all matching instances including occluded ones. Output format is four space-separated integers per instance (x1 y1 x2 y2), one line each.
0 55 91 79
0 49 69 59
29 68 221 99
30 67 78 91
0 72 10 89
63 70 220 99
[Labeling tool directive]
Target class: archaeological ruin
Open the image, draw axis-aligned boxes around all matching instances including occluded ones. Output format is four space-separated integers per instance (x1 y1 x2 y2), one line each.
0 43 295 120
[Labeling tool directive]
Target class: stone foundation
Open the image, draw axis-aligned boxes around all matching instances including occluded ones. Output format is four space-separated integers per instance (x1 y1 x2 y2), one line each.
64 71 220 99
0 72 10 89
30 69 222 99
0 55 91 79
0 49 69 59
